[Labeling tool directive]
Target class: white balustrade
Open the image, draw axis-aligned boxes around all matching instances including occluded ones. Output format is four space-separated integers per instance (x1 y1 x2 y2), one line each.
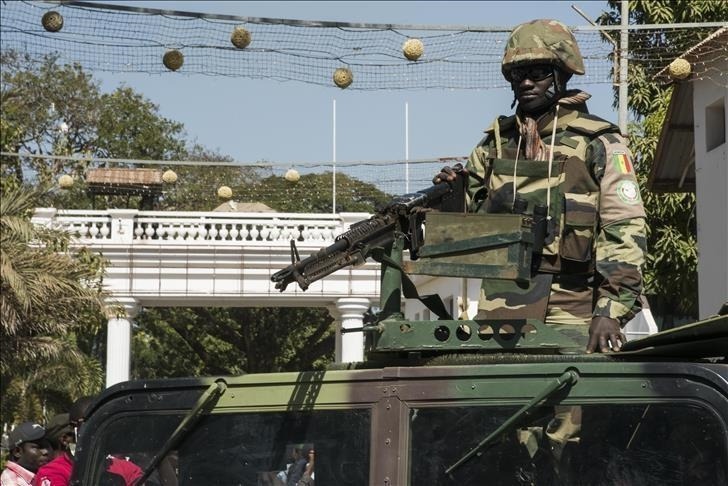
32 208 369 248
30 207 381 309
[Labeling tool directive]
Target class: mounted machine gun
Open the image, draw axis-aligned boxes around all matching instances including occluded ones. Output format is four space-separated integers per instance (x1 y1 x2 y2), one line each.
271 170 572 358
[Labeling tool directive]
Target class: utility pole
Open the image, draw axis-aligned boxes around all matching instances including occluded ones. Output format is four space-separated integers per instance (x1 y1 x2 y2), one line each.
618 0 629 135
572 2 629 135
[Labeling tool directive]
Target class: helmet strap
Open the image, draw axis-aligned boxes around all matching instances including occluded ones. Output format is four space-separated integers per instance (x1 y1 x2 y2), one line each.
544 67 560 102
548 67 571 101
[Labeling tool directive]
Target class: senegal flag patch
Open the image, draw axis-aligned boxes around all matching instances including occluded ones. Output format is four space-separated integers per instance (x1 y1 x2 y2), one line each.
612 151 633 174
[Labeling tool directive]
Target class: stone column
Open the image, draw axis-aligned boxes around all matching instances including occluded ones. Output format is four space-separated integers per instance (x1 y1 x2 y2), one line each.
335 297 370 363
105 297 139 388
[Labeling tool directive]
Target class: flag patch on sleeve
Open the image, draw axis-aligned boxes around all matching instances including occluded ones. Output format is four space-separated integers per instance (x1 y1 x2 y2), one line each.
612 151 633 174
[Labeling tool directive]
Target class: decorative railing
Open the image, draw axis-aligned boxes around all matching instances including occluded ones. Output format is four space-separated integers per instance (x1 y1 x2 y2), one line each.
32 208 370 247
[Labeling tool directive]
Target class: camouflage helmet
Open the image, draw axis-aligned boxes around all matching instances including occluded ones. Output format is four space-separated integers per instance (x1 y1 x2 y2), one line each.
502 19 585 80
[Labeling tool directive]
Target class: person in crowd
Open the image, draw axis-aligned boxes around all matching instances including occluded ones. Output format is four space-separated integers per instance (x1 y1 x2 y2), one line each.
41 415 73 463
285 445 308 486
1 422 49 486
32 396 96 486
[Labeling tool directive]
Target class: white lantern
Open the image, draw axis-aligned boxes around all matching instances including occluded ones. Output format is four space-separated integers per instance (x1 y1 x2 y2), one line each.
284 169 301 182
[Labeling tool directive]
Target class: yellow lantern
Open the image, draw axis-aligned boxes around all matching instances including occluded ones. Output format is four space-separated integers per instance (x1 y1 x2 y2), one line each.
231 26 252 49
58 174 74 189
217 185 233 200
42 11 64 32
333 68 353 89
284 169 300 182
162 170 178 184
402 38 424 61
163 50 184 71
668 58 691 80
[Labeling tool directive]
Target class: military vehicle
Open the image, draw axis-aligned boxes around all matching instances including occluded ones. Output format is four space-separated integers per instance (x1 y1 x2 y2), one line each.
71 176 728 485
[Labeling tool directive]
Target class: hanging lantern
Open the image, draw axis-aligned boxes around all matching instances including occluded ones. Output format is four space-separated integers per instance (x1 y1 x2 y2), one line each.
402 38 424 61
284 168 300 182
58 174 74 189
162 170 178 184
333 68 353 89
217 185 233 200
163 50 184 71
231 26 252 49
42 11 64 32
668 58 691 80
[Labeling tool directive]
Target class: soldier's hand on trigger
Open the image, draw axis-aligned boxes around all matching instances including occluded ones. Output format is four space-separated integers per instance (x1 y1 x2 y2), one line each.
586 316 626 353
433 163 468 184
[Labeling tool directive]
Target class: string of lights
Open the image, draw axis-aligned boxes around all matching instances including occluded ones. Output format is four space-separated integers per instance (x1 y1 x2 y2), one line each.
1 1 725 90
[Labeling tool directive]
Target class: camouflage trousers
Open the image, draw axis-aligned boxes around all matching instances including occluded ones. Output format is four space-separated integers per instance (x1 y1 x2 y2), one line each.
477 273 592 347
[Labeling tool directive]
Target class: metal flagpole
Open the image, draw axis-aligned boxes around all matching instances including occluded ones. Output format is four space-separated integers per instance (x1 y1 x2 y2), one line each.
405 102 410 193
333 98 337 214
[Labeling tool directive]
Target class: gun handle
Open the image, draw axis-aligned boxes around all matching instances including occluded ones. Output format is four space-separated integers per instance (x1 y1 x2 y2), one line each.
433 172 467 213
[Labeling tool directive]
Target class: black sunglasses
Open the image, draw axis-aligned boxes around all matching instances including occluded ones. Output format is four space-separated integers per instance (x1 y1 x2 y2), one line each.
509 65 554 83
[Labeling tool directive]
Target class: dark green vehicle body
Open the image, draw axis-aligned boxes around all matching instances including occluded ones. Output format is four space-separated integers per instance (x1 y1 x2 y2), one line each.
72 317 728 485
73 198 728 485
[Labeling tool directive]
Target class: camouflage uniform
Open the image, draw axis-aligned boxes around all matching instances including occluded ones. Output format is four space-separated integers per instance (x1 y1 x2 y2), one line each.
468 20 647 338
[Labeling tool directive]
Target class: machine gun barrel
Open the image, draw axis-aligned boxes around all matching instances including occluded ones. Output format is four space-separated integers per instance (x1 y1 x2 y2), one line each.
271 174 465 292
271 216 395 291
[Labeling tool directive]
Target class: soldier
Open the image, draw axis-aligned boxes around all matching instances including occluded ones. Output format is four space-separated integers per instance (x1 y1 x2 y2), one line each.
435 19 647 353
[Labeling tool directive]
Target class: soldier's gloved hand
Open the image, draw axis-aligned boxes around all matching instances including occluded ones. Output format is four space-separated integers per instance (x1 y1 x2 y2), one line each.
433 163 468 184
586 316 626 353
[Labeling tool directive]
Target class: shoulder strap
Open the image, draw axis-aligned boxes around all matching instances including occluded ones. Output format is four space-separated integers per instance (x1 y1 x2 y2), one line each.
484 114 517 135
566 112 619 137
482 115 517 159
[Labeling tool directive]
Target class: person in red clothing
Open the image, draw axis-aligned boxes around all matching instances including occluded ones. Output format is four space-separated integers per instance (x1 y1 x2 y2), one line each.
102 456 143 486
30 452 72 486
32 396 95 486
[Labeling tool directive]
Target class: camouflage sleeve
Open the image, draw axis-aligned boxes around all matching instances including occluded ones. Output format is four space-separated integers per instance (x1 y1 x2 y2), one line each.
588 133 647 324
465 142 490 212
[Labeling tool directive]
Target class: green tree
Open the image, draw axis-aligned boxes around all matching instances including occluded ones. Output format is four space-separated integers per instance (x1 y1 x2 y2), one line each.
0 52 99 187
0 186 105 423
133 306 334 377
239 172 391 213
1 53 188 209
598 1 728 320
95 87 185 160
160 144 265 211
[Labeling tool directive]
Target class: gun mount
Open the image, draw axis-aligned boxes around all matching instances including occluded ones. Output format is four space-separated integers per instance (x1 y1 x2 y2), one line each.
270 173 579 358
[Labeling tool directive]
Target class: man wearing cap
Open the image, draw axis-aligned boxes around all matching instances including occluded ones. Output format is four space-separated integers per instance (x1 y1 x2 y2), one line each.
42 415 74 461
32 396 95 486
1 422 49 486
435 19 646 354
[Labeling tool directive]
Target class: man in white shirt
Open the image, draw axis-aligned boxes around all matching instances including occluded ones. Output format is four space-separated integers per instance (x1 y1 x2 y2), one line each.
1 422 49 486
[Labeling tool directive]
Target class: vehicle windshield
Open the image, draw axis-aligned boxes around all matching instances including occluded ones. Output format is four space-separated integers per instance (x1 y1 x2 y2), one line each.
90 409 370 485
410 402 728 485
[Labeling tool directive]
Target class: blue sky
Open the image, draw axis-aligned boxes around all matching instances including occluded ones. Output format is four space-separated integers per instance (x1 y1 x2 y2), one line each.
92 1 616 167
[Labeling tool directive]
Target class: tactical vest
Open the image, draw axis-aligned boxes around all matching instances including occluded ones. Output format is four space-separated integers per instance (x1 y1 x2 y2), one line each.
472 110 620 276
